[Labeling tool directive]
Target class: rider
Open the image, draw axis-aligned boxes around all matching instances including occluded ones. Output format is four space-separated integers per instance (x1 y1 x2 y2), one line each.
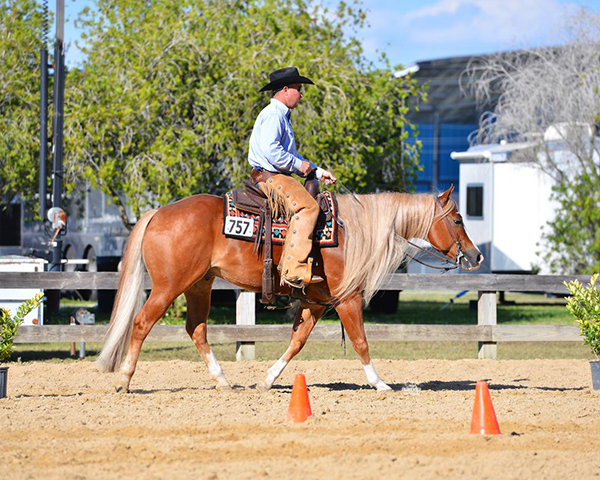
248 67 337 289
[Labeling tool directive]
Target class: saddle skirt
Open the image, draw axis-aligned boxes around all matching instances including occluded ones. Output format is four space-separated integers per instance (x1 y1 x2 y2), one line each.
222 189 339 248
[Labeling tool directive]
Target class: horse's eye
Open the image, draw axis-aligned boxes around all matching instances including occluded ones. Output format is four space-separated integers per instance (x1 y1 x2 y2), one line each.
453 219 463 226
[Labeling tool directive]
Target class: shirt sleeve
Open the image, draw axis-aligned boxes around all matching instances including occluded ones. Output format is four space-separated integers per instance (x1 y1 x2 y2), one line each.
258 113 303 172
311 163 325 180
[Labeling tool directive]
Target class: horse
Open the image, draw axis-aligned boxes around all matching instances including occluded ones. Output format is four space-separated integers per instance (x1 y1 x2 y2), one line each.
96 185 483 393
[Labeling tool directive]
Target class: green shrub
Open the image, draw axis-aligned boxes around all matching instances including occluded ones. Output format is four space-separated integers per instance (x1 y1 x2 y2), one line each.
0 293 44 362
565 274 600 359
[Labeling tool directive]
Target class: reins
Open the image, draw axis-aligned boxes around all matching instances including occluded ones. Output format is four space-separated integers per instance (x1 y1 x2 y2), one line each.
406 240 458 271
405 197 464 272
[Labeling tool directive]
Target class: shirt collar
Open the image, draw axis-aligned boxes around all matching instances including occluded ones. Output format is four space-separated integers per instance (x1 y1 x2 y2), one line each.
271 98 290 118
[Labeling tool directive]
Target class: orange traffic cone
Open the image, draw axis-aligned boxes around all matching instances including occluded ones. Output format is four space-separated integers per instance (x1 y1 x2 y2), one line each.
470 380 501 435
287 374 312 423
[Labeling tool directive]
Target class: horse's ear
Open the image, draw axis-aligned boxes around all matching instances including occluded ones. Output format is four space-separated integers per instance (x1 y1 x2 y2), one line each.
438 185 455 206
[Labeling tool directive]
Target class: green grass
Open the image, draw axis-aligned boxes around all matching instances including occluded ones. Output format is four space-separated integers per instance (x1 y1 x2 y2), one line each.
364 291 573 326
11 290 588 363
57 291 574 327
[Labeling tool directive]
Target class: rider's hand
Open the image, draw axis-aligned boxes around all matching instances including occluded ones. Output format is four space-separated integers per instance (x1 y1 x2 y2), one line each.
320 170 337 186
299 160 313 176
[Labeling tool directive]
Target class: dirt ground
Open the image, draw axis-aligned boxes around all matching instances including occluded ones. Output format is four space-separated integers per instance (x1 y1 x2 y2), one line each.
2 359 599 479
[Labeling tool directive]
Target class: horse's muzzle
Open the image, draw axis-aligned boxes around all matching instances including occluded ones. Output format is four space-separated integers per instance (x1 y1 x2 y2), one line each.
459 248 484 271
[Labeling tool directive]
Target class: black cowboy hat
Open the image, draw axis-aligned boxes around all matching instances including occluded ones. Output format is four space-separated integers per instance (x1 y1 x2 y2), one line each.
259 67 315 92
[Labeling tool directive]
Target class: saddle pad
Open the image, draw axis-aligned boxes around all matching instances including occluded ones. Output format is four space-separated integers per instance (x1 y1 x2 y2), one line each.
222 191 338 247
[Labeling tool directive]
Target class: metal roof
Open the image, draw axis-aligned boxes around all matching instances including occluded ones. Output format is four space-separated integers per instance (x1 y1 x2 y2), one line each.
450 141 540 162
400 53 504 124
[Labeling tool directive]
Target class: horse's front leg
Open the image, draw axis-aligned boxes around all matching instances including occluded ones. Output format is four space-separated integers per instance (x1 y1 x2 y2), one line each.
185 280 232 391
257 302 326 392
335 293 392 392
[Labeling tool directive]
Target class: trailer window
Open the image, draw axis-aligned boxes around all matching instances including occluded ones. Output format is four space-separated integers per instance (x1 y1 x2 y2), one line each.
466 185 483 218
0 204 21 246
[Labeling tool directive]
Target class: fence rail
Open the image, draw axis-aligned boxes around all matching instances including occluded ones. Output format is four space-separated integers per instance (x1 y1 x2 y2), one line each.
14 324 580 344
1 271 589 360
0 271 590 293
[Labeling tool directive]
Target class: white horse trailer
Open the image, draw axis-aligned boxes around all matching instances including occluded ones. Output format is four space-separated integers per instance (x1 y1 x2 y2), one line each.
451 143 557 273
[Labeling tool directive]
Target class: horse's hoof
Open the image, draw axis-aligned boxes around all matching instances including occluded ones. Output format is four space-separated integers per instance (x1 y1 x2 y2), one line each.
114 384 129 394
375 384 393 397
255 381 271 393
216 384 233 392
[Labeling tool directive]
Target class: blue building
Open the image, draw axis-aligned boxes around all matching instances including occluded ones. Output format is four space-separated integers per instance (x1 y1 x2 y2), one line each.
397 55 499 194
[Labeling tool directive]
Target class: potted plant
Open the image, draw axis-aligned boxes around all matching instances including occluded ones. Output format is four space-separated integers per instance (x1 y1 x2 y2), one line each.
0 293 44 399
565 274 600 390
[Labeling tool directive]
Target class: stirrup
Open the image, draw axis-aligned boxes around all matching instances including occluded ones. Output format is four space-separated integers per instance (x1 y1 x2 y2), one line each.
302 257 324 284
282 275 324 290
281 258 324 289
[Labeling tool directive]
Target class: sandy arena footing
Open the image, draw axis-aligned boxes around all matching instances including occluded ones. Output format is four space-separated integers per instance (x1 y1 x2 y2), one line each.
1 359 599 479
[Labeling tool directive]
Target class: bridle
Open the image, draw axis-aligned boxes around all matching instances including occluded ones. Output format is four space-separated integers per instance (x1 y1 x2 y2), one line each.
407 197 465 272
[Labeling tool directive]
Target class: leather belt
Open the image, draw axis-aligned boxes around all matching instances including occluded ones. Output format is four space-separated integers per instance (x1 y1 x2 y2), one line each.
251 168 286 185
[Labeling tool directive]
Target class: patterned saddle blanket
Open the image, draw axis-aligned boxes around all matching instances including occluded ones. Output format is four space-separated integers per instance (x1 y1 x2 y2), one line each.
222 190 339 248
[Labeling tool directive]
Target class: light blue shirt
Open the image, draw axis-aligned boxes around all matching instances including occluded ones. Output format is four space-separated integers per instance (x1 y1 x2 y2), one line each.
248 99 323 179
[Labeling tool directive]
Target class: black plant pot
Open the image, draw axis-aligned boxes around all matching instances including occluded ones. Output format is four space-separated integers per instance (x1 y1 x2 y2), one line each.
0 366 7 399
591 361 600 391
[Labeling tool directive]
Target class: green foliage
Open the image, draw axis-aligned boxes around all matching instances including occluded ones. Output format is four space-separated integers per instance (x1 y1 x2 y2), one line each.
65 0 424 224
543 174 600 274
160 294 187 325
0 0 47 207
0 292 44 362
565 274 600 358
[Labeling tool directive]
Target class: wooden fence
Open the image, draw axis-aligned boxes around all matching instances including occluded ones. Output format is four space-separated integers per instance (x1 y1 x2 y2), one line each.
0 272 589 360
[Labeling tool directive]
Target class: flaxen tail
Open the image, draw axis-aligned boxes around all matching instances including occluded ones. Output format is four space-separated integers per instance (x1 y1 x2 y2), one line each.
96 209 159 372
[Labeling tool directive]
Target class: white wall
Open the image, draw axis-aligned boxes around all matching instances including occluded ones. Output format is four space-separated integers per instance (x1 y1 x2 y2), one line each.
459 163 493 272
491 163 556 272
458 160 557 273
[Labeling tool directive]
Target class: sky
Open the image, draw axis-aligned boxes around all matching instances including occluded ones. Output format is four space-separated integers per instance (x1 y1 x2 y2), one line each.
353 0 600 67
52 0 600 68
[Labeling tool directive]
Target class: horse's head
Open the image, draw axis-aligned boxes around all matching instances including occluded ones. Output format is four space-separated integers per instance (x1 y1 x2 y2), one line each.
427 186 483 271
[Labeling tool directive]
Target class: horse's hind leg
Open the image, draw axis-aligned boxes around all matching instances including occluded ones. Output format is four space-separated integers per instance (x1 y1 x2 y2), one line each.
257 302 326 392
335 293 392 392
116 291 175 392
184 278 232 391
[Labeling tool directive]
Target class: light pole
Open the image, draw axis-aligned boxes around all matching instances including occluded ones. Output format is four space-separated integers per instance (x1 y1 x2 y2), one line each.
49 0 66 273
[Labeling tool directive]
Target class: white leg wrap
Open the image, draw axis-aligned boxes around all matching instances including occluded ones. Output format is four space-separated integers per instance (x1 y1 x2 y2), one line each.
265 358 288 388
207 349 229 387
363 362 392 391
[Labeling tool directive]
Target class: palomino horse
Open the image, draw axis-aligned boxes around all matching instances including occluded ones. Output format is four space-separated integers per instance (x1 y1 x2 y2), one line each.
97 185 482 392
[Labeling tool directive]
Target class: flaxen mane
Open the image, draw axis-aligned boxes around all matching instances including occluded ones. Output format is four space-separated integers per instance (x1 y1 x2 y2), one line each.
335 193 455 303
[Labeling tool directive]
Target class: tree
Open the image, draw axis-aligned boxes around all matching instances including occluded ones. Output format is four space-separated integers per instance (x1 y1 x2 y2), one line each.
0 0 46 209
65 0 425 226
464 8 600 274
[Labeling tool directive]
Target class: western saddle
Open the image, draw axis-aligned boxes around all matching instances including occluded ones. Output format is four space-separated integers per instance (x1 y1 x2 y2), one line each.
231 170 325 305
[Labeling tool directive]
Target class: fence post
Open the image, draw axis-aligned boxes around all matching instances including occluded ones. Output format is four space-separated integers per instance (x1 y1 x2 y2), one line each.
477 291 497 359
235 290 256 361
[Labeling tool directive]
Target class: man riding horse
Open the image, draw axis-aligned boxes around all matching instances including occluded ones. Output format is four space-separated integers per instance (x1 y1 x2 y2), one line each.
248 67 337 289
96 67 483 394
